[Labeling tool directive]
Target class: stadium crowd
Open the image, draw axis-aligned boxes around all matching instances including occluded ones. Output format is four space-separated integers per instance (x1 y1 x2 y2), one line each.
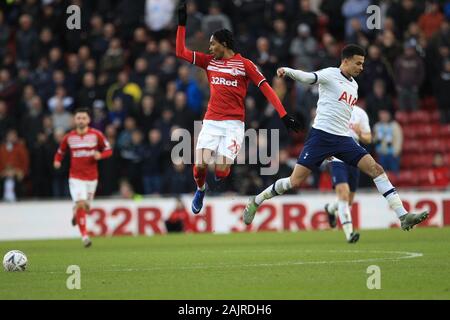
0 0 449 201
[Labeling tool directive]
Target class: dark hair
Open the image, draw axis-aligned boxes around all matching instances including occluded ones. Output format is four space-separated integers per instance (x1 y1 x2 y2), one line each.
341 44 366 60
212 29 235 51
74 107 91 116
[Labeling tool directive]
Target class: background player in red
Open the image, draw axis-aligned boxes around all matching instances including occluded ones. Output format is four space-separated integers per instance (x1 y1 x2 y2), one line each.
53 108 112 247
176 0 301 214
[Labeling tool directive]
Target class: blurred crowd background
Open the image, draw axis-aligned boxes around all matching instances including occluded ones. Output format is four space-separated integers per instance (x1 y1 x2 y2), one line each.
0 0 449 202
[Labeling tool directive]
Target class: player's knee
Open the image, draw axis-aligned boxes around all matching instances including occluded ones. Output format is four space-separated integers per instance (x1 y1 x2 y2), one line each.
371 163 385 178
76 201 88 210
336 185 350 201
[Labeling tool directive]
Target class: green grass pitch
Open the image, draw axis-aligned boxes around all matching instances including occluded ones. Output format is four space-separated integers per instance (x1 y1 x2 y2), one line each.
1 227 450 300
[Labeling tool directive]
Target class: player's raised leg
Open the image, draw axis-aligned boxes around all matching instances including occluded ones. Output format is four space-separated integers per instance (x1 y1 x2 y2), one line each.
243 164 311 225
192 148 213 214
214 156 232 182
357 154 429 230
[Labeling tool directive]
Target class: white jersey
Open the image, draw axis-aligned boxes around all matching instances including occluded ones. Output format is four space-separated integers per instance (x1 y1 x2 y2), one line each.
332 105 371 163
311 67 359 136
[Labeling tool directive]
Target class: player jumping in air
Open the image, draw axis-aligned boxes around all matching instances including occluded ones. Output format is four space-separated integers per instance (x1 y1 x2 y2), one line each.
243 45 429 231
324 105 372 243
54 108 112 247
175 0 301 214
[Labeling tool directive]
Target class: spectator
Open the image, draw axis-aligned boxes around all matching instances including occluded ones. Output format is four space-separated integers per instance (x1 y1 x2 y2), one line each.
165 198 192 233
175 65 203 116
428 153 450 188
130 57 149 89
320 0 346 41
48 128 69 198
122 129 145 194
296 0 319 37
387 0 423 39
185 0 203 40
144 0 176 40
342 0 370 42
269 19 291 66
202 2 233 37
20 95 44 148
365 79 394 123
142 75 164 104
374 109 403 175
0 69 18 115
172 91 196 133
379 30 403 71
289 23 318 71
91 103 108 132
360 44 394 97
37 27 58 59
108 96 127 129
163 162 194 194
15 14 39 68
142 129 163 194
129 27 148 66
100 37 125 76
138 95 160 134
78 72 98 109
117 117 137 153
51 100 73 132
0 129 29 201
29 132 52 197
48 86 74 112
394 40 425 111
0 11 10 62
253 37 278 81
98 125 120 196
0 100 14 142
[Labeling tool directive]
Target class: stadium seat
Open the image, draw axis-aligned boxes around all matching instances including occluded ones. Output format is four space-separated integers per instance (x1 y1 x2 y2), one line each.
431 110 441 122
409 110 431 123
439 124 450 137
395 170 418 187
395 111 409 125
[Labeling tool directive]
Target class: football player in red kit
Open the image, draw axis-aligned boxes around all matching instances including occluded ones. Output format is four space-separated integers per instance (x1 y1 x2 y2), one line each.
176 0 301 214
54 108 112 247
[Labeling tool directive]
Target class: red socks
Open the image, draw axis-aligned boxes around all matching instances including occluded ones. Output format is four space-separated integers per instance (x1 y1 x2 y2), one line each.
215 167 231 180
76 207 88 237
193 165 207 190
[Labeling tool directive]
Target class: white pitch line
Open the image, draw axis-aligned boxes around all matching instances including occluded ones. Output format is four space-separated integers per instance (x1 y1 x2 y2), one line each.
41 250 423 274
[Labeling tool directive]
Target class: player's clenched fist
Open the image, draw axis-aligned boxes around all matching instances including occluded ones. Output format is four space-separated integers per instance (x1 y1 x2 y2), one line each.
53 161 61 169
178 0 187 26
277 68 286 78
93 151 102 160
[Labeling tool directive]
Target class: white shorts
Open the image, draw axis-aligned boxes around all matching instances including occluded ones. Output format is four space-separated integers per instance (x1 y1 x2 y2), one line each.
69 178 98 204
196 120 245 161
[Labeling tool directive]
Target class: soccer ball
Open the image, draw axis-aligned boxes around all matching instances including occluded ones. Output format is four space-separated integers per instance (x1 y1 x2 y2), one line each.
3 250 28 272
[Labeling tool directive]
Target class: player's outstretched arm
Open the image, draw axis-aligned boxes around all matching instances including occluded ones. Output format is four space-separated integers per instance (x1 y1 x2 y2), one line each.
277 67 317 85
175 0 193 63
53 134 68 169
259 81 302 132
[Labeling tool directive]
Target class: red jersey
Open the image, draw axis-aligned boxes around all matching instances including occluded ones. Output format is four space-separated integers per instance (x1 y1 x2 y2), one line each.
54 128 112 181
176 26 287 122
193 52 265 121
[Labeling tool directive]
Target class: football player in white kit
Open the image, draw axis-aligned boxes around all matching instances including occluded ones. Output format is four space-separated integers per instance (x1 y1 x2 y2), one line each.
243 44 429 232
324 105 372 243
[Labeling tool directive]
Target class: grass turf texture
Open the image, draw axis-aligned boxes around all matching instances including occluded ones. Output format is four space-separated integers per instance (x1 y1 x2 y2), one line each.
1 227 450 299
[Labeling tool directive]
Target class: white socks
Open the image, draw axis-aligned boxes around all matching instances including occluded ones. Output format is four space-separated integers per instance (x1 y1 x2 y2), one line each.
337 200 353 240
255 177 292 205
373 173 407 218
